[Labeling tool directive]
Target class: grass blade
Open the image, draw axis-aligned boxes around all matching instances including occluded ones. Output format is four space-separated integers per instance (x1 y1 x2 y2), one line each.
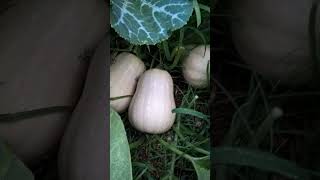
193 0 201 27
198 3 210 13
157 137 210 180
172 107 209 121
182 26 207 45
162 41 172 62
213 147 320 179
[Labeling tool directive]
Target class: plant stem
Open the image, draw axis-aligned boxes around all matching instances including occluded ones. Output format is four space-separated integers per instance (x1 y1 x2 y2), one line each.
167 46 185 70
157 137 193 162
173 127 209 155
169 118 180 180
163 41 172 61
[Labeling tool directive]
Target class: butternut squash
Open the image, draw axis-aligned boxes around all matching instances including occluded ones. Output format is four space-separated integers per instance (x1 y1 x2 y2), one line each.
128 69 176 134
0 0 107 164
58 37 108 180
110 52 146 113
230 0 314 85
182 45 210 88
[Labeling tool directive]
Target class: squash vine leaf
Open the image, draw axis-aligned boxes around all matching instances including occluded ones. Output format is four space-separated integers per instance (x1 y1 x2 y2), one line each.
110 107 133 180
110 0 194 45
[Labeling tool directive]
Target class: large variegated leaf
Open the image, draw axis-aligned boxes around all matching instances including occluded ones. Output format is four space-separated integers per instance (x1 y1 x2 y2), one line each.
111 0 193 45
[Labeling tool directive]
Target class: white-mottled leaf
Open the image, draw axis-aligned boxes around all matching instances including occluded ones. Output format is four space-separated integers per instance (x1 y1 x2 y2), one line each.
111 0 193 45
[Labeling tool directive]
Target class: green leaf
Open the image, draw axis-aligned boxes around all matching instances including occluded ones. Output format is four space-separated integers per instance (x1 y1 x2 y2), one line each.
110 0 194 45
191 156 210 180
198 3 210 13
213 147 320 179
172 108 209 121
193 0 201 27
0 141 34 180
157 137 210 180
110 107 133 180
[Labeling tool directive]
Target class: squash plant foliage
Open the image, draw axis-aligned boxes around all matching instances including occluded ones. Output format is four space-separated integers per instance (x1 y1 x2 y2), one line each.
110 0 194 45
110 1 194 179
110 107 133 180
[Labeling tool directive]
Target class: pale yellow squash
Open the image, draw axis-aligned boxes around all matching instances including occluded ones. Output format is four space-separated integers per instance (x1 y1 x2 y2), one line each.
182 45 210 88
128 69 176 134
110 52 146 113
58 37 108 180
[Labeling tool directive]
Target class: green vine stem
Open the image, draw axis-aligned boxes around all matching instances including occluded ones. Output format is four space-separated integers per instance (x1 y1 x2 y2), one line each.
173 127 209 155
156 136 194 162
166 46 185 70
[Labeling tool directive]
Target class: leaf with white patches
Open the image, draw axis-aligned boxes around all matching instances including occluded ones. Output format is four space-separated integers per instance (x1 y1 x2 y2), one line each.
111 0 193 45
